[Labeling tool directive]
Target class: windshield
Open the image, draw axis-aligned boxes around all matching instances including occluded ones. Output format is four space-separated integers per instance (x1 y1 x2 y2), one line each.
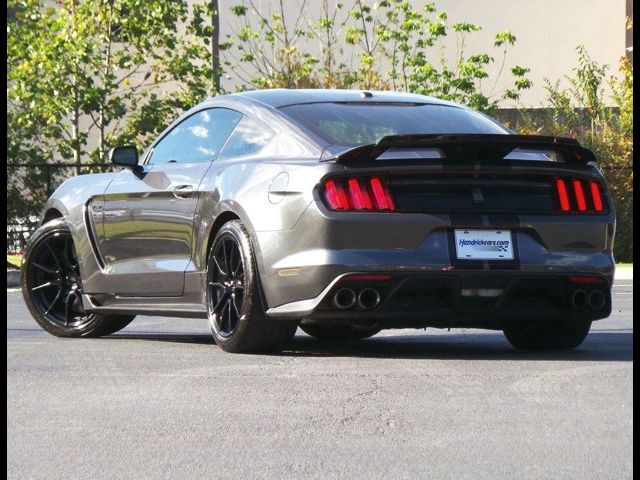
279 102 508 147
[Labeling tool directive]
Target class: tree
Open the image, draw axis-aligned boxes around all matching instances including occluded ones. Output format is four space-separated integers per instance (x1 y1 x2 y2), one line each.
110 0 225 151
8 0 190 169
7 0 198 231
223 0 532 112
508 48 633 262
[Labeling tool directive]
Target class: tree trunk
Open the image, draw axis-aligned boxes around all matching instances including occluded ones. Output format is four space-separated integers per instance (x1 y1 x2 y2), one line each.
211 0 220 94
73 87 81 175
99 108 105 162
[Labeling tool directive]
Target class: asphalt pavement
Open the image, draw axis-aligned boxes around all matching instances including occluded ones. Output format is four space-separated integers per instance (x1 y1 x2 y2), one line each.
7 280 633 479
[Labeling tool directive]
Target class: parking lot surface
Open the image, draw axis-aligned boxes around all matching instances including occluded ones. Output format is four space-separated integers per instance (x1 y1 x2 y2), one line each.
7 280 633 479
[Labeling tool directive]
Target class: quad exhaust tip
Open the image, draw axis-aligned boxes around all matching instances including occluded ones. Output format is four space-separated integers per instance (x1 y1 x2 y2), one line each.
571 289 588 310
571 289 606 311
333 288 357 309
589 290 606 311
358 288 381 310
333 288 381 310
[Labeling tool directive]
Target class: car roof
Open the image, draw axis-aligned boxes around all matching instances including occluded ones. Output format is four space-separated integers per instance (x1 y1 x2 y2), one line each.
222 88 460 109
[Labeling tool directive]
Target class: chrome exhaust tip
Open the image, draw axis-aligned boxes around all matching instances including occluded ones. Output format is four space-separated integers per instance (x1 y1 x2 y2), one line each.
571 289 588 310
333 288 356 309
358 288 381 310
588 290 606 311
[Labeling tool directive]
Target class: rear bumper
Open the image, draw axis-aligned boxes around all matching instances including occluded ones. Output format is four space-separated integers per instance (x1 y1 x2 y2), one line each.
257 201 615 316
267 271 612 329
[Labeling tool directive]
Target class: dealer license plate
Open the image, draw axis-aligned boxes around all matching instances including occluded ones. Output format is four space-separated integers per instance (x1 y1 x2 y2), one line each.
454 229 514 260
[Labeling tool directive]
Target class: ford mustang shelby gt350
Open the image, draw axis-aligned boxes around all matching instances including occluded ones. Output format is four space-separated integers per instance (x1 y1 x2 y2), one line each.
21 89 616 352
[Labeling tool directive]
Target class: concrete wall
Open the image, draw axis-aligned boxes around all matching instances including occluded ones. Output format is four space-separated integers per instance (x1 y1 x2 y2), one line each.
218 0 628 107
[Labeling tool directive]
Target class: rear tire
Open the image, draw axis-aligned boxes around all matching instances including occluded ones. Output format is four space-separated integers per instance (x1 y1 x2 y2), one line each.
503 319 592 350
21 218 135 338
206 220 297 353
300 323 380 342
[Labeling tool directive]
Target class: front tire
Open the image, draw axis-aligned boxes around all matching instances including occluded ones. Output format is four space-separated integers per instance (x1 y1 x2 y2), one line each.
503 319 592 350
21 218 135 337
206 220 297 353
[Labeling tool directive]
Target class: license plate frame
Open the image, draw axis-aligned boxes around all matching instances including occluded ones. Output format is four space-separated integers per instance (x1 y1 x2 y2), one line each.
454 229 514 260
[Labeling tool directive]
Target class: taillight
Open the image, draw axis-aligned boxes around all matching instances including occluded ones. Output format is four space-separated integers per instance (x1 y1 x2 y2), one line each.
589 181 603 211
553 177 606 213
370 177 395 210
347 178 373 210
323 177 396 212
572 180 587 211
324 179 350 210
555 179 570 211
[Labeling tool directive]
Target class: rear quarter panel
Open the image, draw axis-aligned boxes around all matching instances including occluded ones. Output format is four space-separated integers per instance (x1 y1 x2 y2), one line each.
192 157 342 275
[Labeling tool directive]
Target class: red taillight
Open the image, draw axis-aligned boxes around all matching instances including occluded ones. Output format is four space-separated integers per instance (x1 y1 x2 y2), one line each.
555 179 570 211
323 177 396 212
324 179 350 210
348 178 373 210
572 180 587 211
554 177 605 213
369 177 395 211
589 181 603 211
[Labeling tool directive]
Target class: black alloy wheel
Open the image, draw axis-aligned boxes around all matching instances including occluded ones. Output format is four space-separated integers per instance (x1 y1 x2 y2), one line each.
25 230 93 328
21 218 135 337
207 234 245 338
205 220 297 353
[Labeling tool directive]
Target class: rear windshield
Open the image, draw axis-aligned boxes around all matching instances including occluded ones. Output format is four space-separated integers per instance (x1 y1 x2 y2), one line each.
279 102 508 146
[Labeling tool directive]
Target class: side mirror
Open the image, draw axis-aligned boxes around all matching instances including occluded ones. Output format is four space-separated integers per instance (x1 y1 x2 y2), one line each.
108 146 139 168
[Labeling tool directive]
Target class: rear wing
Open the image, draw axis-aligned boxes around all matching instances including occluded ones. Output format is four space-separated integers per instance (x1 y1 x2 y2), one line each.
329 134 598 165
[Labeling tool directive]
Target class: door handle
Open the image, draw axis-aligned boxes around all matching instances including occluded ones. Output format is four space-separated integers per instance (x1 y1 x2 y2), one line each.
173 184 194 198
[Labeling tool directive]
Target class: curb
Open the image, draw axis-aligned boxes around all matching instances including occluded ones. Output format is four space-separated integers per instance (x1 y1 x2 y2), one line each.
615 267 633 281
7 270 20 288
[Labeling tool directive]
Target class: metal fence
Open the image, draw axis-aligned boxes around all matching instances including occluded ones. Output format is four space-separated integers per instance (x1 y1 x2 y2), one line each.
7 162 116 253
5 162 632 254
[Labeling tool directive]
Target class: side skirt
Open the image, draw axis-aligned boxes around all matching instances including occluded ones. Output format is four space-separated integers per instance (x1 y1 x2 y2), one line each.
81 294 207 318
80 271 207 318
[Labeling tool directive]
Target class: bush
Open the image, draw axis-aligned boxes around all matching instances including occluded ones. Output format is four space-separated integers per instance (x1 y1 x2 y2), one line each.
501 49 633 262
224 0 531 113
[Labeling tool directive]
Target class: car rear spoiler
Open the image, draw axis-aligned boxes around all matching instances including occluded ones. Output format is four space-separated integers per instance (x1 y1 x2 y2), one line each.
330 134 598 164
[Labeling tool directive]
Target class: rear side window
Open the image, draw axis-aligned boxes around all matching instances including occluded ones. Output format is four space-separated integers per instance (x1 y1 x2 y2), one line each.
219 116 275 159
279 102 508 147
149 108 243 164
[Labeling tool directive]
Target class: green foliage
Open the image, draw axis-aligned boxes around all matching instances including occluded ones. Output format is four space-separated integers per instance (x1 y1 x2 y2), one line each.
7 109 54 230
506 49 633 261
7 0 221 224
224 0 532 112
10 1 630 264
8 0 190 166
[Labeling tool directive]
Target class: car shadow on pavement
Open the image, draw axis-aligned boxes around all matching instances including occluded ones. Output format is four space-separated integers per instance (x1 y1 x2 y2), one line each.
101 330 633 362
105 332 216 345
278 331 633 361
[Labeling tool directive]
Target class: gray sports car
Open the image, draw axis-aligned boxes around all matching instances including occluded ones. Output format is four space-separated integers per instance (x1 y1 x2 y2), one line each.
21 89 615 353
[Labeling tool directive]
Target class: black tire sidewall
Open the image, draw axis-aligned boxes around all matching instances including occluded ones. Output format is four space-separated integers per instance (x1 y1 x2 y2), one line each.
503 319 592 350
206 221 261 350
21 218 133 338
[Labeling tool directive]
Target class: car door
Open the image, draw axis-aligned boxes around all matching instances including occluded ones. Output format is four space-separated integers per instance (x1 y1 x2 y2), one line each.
97 108 243 296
